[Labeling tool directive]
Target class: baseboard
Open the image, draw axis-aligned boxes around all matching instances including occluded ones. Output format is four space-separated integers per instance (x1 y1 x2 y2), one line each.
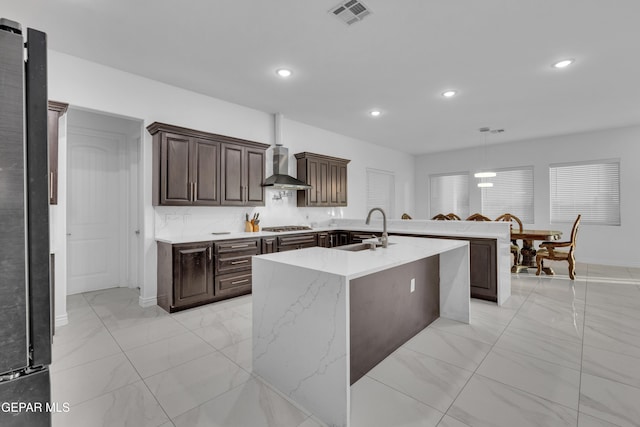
55 313 69 328
139 295 157 308
577 258 640 268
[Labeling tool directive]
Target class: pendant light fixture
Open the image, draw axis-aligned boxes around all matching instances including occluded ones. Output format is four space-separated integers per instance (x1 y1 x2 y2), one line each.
474 127 502 188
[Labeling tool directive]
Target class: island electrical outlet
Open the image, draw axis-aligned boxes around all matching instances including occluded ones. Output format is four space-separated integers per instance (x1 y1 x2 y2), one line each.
410 278 415 293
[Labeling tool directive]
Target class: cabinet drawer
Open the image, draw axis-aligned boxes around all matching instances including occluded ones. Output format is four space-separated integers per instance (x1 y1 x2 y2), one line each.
278 242 317 252
276 233 317 250
215 271 252 297
215 239 260 255
216 253 254 274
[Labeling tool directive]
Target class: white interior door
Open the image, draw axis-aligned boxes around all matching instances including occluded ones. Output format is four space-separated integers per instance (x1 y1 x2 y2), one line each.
67 129 122 294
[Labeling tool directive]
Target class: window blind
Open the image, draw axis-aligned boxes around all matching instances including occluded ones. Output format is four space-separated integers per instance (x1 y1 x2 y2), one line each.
366 168 395 218
481 167 534 223
550 160 620 225
429 173 469 218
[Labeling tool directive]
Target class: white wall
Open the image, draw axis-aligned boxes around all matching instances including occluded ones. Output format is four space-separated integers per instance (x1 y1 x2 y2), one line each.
48 51 415 311
415 125 640 267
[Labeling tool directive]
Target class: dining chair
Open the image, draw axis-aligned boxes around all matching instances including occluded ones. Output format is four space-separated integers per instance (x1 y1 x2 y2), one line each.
446 213 461 220
431 213 450 220
465 213 491 221
401 213 412 220
536 214 581 280
495 213 524 266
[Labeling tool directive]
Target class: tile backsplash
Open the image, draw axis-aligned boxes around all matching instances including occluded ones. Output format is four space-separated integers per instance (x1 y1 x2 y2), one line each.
154 196 347 237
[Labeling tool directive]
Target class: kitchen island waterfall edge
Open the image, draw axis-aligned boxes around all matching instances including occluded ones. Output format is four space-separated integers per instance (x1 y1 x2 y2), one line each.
252 236 469 427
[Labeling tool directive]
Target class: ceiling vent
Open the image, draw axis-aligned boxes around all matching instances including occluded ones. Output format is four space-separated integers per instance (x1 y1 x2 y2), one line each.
329 0 372 25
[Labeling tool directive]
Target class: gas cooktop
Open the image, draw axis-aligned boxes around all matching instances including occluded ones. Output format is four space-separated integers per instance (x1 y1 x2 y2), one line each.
261 225 313 232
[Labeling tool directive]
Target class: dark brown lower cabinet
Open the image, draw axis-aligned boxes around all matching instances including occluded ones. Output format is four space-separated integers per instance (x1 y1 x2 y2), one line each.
157 239 259 313
468 239 497 301
317 232 330 248
277 233 318 251
336 231 350 246
157 229 498 313
389 233 497 302
157 241 215 312
262 237 276 253
213 238 259 300
216 271 252 297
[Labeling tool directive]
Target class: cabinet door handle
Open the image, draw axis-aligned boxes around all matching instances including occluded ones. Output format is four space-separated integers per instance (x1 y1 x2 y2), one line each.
193 182 197 202
208 246 212 261
231 259 249 265
231 279 249 285
231 244 249 249
49 171 54 203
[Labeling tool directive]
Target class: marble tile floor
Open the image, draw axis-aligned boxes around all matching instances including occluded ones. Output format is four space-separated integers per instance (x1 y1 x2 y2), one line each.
51 262 640 427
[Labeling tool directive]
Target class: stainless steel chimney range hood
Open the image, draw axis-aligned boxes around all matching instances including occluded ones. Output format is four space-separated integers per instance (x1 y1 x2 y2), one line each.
263 114 312 191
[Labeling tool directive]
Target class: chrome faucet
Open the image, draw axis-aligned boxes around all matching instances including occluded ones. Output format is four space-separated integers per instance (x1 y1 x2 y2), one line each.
365 207 388 248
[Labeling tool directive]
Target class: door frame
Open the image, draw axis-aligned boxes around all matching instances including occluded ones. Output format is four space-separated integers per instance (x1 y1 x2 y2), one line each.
65 112 144 293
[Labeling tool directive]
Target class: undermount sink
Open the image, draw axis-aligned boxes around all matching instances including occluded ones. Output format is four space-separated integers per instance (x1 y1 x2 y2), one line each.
336 242 396 252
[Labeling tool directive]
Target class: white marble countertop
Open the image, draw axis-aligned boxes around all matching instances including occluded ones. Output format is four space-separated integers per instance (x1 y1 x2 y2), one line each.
254 235 468 280
155 219 509 244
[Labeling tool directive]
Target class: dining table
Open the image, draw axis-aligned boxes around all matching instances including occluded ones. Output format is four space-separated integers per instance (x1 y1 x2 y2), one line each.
510 229 562 274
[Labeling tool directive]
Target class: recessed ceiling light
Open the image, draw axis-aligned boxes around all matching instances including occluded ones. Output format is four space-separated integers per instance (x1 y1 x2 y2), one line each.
369 110 381 117
552 59 574 69
276 68 293 78
442 90 457 98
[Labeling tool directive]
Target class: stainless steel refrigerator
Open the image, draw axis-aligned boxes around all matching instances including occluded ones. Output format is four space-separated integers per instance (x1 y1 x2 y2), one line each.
0 18 52 427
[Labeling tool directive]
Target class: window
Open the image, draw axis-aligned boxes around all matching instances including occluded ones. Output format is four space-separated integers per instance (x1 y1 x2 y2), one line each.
550 160 620 225
429 172 469 218
481 167 534 223
366 168 395 218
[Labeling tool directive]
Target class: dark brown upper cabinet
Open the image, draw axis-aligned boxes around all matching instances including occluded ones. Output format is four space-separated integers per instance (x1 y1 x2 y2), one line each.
47 101 68 205
148 122 268 207
220 143 266 206
330 161 348 206
295 152 350 207
159 132 216 205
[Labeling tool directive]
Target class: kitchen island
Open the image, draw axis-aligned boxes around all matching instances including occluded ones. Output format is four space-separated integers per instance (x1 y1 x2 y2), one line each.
252 236 469 427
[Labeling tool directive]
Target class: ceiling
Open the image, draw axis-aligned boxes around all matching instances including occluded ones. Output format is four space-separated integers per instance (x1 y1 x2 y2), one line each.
4 0 640 154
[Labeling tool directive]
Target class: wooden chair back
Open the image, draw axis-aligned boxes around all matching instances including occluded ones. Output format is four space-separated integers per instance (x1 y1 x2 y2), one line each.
446 213 461 220
568 214 581 253
431 213 449 220
466 213 491 221
495 213 523 233
401 213 412 220
536 214 581 280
